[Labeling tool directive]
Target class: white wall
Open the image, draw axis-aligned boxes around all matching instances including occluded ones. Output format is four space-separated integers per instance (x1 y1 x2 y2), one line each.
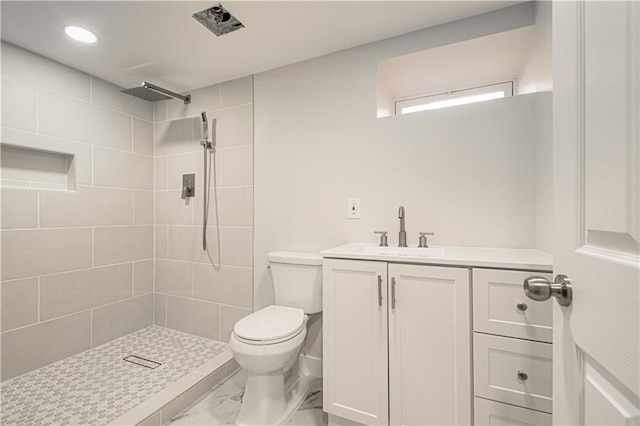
518 1 553 94
254 3 553 359
534 93 553 253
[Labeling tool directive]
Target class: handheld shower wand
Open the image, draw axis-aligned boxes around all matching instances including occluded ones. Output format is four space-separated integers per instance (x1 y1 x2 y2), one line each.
201 112 209 142
200 112 216 150
200 112 220 267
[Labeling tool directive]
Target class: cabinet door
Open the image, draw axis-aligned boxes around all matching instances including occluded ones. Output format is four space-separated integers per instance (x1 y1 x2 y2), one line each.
388 264 471 426
323 259 389 425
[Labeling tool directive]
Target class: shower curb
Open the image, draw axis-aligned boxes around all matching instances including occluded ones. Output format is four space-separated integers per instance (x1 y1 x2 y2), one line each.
110 348 238 426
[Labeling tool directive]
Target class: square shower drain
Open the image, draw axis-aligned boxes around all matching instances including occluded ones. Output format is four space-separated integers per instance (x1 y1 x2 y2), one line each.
123 355 161 369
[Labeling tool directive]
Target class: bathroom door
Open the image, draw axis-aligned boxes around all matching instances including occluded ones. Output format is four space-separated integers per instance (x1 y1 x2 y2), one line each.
552 1 639 424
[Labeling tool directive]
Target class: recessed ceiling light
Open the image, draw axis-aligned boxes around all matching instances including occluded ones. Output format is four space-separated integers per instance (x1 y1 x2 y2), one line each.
64 26 98 43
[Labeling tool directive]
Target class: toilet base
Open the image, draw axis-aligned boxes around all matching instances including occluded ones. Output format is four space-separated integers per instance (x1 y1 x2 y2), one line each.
235 370 310 426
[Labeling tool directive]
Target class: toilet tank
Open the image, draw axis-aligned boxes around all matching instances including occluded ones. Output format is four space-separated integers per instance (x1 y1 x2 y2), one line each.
268 251 323 314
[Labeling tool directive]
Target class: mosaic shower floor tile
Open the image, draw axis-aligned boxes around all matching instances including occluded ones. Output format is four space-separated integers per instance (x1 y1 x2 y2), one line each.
0 326 227 426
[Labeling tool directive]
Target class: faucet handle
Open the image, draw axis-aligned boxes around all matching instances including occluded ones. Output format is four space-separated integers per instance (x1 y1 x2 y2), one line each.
418 232 435 248
374 231 389 247
181 185 193 200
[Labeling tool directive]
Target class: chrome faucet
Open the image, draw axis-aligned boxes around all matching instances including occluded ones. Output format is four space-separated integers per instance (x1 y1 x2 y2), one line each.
398 205 407 247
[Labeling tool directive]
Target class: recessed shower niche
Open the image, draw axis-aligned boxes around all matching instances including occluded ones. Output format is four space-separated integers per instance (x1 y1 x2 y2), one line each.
0 144 76 191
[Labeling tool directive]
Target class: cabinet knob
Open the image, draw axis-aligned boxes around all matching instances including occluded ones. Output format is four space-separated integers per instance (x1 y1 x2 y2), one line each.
517 370 528 381
516 302 528 312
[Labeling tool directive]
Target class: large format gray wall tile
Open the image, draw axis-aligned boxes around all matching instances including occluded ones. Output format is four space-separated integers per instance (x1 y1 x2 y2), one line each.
1 277 38 331
167 153 204 190
167 226 217 263
154 101 167 122
155 225 168 258
39 264 133 320
1 228 93 280
39 186 133 227
166 296 220 340
134 260 154 296
155 118 194 156
39 90 132 151
221 76 253 109
155 191 193 225
154 293 167 327
93 147 154 190
213 104 253 149
216 187 253 227
1 41 91 101
94 226 153 266
220 227 253 267
1 188 38 229
220 145 253 187
134 190 154 225
155 259 192 297
193 264 252 308
1 76 37 132
133 118 154 156
167 84 220 121
1 311 91 381
91 294 153 347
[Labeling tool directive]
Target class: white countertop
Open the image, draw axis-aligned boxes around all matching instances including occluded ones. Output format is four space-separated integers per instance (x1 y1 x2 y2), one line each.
320 243 553 271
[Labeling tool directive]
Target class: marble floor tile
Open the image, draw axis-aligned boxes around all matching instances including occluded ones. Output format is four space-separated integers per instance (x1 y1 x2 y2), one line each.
169 370 327 426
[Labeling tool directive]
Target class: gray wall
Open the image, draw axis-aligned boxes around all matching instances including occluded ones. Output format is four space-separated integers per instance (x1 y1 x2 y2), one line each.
0 42 256 381
1 42 154 381
152 77 254 343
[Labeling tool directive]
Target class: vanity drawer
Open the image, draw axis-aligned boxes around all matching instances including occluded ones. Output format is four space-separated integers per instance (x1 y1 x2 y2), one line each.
474 397 552 425
473 269 553 343
473 333 552 413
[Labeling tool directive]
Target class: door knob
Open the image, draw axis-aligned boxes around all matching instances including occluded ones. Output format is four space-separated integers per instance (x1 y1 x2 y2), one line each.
523 274 572 306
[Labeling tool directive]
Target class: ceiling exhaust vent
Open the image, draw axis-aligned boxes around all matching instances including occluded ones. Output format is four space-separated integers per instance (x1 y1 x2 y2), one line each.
193 3 245 36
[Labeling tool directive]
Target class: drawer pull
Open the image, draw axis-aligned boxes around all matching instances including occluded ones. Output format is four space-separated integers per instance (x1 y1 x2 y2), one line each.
517 370 529 381
516 302 528 312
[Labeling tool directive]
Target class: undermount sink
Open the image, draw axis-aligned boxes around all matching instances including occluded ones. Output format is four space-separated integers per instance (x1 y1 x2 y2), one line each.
357 246 446 258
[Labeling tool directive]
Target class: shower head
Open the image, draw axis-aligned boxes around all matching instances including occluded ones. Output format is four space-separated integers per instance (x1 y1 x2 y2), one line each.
201 112 208 141
121 82 191 104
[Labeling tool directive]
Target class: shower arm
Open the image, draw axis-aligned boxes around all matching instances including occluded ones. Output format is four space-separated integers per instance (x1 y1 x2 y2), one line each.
142 82 191 104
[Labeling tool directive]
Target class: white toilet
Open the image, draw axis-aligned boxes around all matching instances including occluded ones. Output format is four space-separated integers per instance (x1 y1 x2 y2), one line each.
229 251 322 425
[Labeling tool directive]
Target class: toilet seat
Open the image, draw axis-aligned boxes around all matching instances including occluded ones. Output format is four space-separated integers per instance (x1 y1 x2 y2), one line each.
233 305 306 345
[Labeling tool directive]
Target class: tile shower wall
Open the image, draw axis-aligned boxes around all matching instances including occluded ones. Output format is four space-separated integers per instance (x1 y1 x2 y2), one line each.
152 76 253 343
0 42 154 381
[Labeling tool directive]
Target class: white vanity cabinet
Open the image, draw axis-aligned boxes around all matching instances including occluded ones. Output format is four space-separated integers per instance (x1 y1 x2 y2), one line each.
323 258 472 426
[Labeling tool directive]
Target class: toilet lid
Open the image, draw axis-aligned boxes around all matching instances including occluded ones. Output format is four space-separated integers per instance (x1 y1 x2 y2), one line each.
234 305 305 343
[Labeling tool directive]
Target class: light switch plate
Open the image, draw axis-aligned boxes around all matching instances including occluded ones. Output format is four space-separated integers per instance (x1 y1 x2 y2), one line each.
347 198 360 219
